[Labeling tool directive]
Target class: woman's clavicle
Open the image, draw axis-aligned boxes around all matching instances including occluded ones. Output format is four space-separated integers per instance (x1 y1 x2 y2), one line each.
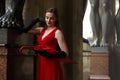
42 27 56 40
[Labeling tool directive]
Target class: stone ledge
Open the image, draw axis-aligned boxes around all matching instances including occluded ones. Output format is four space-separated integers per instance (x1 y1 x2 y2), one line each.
90 47 109 53
89 75 110 80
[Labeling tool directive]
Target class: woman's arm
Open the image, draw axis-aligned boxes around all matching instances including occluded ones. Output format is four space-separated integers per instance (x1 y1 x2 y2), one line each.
27 27 43 35
22 18 45 34
55 30 69 56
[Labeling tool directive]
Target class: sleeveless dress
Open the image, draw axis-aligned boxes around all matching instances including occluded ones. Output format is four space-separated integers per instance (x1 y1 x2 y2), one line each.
34 27 64 80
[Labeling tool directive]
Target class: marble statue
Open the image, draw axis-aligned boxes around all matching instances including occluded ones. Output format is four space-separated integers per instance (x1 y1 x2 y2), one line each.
0 0 25 28
89 0 114 47
115 0 120 46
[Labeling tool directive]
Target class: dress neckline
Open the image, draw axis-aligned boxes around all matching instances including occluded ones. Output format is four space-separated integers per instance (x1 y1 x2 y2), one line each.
41 27 57 40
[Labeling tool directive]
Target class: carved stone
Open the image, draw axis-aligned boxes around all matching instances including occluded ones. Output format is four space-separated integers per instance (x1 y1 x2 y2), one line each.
89 47 110 80
0 0 25 28
89 0 114 47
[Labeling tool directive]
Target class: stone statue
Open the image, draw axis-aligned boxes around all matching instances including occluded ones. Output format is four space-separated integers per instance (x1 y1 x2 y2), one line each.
100 0 114 47
89 0 114 47
115 0 120 46
0 0 5 17
0 0 25 28
89 0 101 47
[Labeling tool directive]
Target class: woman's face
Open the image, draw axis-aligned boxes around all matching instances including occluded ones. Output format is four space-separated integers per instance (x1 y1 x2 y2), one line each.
45 12 56 27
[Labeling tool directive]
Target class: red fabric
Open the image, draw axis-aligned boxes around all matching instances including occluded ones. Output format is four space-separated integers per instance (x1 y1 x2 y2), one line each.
34 27 64 80
19 46 34 55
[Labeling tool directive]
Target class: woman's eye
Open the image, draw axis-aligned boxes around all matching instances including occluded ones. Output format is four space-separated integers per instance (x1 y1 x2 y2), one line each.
45 16 55 21
45 16 48 18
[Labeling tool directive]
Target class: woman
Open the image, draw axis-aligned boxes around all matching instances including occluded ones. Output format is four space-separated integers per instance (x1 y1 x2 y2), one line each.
21 8 69 80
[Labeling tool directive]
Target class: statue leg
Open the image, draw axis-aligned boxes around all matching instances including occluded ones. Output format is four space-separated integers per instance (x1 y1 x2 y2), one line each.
0 0 5 17
89 0 101 47
0 0 25 28
115 0 120 46
100 0 114 47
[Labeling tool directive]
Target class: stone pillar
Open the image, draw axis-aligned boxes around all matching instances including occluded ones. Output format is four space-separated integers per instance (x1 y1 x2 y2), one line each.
55 1 73 80
72 0 83 80
109 47 120 80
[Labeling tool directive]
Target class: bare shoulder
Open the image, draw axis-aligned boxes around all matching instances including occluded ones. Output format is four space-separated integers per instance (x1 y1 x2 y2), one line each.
55 29 64 39
55 29 63 35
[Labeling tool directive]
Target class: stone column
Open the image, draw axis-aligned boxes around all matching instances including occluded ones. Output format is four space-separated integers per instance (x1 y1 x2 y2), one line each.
72 0 83 80
109 47 120 80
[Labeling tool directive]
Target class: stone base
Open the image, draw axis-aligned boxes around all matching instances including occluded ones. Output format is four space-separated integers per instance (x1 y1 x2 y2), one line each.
83 51 91 80
89 47 110 80
0 47 7 80
83 42 91 80
90 75 110 80
0 29 34 80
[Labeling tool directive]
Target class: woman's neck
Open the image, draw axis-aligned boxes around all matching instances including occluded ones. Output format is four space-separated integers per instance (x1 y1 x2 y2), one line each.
46 26 56 30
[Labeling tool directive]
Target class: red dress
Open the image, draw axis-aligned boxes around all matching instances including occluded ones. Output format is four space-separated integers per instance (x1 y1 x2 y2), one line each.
34 27 64 80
